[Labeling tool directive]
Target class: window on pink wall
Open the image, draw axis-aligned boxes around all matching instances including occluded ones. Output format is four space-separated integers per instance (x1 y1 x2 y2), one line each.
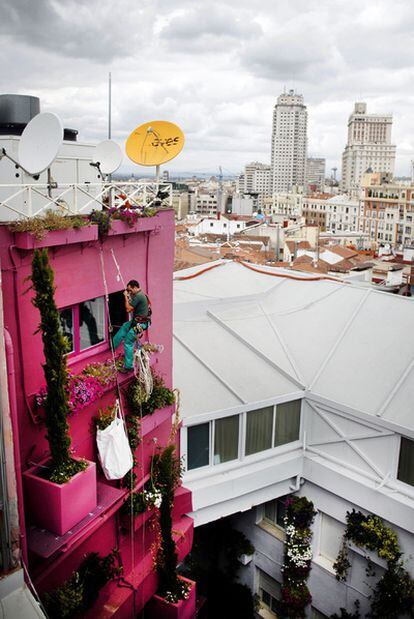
59 296 107 359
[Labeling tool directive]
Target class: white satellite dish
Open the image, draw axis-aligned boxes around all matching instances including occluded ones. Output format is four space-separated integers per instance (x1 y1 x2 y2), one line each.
18 112 63 175
93 140 123 175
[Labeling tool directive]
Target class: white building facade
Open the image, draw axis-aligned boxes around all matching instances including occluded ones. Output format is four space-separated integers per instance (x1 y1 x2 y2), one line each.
270 90 308 195
302 194 363 233
340 102 396 194
174 261 414 618
306 158 326 192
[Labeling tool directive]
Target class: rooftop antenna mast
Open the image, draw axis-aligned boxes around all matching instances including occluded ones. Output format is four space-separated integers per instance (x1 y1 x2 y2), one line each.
106 71 113 203
108 72 112 141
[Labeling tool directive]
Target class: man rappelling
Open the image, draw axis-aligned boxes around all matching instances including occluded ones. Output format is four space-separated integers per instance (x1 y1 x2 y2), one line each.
113 279 151 372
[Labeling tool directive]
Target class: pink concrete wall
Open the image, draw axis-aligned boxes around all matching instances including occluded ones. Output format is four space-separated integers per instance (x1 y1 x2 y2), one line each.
0 210 194 616
0 210 174 468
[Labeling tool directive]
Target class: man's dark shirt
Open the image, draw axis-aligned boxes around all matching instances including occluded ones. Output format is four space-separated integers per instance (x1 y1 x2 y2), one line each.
131 290 149 320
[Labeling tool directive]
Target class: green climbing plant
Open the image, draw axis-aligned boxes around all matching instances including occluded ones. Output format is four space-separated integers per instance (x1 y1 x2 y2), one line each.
333 510 414 618
42 551 121 618
31 249 87 483
152 444 190 603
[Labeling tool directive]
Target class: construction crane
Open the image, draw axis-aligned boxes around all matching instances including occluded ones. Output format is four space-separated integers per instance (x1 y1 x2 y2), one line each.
217 166 223 215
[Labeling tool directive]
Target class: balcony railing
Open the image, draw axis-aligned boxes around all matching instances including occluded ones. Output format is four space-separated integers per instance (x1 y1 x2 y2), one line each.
0 180 173 221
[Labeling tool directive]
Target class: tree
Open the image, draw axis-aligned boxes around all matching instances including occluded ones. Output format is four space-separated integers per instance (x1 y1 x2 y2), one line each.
31 249 86 483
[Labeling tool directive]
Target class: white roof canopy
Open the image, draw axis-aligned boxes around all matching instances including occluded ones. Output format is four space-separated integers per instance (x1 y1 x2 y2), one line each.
173 260 414 434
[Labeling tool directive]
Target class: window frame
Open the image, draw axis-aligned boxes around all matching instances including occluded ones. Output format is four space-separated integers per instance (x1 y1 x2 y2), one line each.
315 512 345 572
187 422 211 471
59 296 109 363
185 399 302 473
396 435 414 488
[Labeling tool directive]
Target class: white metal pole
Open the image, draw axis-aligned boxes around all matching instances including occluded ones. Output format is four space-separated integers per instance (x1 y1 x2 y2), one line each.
108 72 112 140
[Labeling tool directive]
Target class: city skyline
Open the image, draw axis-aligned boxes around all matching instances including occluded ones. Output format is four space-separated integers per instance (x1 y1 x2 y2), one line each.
1 0 414 177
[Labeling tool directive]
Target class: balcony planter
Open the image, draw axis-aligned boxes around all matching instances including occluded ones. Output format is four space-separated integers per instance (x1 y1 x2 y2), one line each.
121 505 154 533
14 225 98 249
141 406 173 437
145 577 196 619
107 217 158 236
23 458 97 536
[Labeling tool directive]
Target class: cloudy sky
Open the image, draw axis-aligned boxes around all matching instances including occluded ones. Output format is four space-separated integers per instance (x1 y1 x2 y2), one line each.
2 0 414 177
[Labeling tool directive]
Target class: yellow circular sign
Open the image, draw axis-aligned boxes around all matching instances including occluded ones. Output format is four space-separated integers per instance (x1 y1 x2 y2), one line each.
126 120 185 166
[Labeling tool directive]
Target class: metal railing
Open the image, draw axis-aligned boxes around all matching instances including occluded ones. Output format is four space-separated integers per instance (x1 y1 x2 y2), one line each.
0 180 173 220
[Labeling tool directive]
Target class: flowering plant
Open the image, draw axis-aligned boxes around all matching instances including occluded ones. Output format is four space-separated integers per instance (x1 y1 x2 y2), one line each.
143 487 162 510
333 510 414 618
67 375 104 414
281 496 316 618
94 404 116 431
35 374 104 414
163 578 191 604
35 357 121 415
89 204 157 237
82 358 123 387
123 482 162 516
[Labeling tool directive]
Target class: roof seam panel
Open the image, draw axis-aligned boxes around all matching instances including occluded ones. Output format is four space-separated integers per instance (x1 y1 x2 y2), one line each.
206 309 306 390
376 356 414 418
257 301 306 386
173 332 247 404
309 288 372 390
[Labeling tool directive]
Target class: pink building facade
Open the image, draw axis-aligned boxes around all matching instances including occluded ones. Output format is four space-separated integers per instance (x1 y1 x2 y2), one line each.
0 210 194 616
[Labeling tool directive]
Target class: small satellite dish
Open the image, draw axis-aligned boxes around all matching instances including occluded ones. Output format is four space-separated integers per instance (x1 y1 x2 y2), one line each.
126 120 184 166
18 112 63 175
93 139 123 175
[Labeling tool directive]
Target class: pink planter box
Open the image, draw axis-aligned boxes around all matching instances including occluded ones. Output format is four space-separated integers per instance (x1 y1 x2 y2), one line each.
172 486 193 520
14 225 98 249
121 505 154 533
141 406 173 437
146 577 196 619
23 458 97 536
107 217 158 237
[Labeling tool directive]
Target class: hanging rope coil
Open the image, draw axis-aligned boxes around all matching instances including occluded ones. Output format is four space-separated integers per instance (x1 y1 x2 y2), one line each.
134 346 153 397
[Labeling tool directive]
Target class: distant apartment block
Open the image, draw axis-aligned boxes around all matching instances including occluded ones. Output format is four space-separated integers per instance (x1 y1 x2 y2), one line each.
190 190 218 215
306 157 326 192
362 172 414 248
244 162 271 195
270 90 308 194
302 194 362 233
269 191 303 219
341 102 396 193
236 162 271 210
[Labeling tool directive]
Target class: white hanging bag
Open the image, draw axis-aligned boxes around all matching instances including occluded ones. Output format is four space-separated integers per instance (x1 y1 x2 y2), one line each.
96 399 133 480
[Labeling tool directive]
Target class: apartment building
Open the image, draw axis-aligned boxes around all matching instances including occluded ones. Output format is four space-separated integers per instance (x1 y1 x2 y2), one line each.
302 194 362 233
306 158 326 192
270 90 308 194
190 189 218 215
174 260 414 618
270 191 303 219
236 162 271 211
341 102 396 194
362 172 414 248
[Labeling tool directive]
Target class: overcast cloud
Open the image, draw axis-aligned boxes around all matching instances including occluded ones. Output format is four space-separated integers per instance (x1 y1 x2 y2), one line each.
1 0 413 177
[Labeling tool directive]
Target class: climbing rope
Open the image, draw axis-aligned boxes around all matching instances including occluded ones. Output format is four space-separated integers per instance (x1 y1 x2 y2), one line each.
110 247 127 289
99 248 125 399
134 347 153 397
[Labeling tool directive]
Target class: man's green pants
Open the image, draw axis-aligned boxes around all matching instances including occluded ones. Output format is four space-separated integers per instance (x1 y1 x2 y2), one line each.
113 321 137 370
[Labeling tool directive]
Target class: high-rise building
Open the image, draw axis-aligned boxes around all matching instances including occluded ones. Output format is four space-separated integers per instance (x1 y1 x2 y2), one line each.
340 102 396 194
270 90 308 195
243 162 271 195
306 157 326 192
